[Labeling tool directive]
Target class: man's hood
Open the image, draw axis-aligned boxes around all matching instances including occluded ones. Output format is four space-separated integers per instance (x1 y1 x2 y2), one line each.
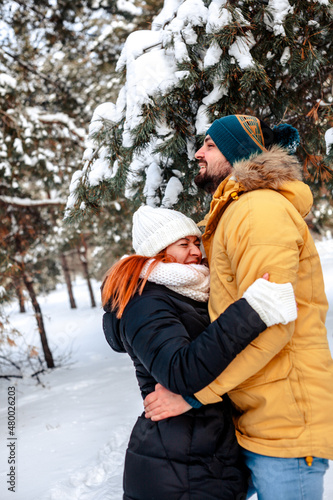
205 145 312 220
231 145 312 217
233 145 301 190
200 145 313 259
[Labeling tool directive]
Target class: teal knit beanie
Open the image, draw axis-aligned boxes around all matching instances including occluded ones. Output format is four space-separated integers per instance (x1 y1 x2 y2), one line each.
207 115 300 165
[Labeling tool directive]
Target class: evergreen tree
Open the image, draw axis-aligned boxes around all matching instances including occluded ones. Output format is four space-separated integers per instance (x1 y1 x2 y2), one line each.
0 0 163 368
66 0 333 229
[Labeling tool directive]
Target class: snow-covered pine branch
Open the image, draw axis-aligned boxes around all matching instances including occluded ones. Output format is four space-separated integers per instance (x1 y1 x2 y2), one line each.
0 196 67 208
66 0 333 223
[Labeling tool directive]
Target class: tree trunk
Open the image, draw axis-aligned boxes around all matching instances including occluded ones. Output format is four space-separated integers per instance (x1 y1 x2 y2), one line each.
13 277 26 313
22 273 55 369
77 237 96 308
60 253 77 309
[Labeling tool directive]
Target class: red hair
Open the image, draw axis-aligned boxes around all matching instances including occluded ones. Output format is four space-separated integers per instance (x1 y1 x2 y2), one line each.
101 251 175 318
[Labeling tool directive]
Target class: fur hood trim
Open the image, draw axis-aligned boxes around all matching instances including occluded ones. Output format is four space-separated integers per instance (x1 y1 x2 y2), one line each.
232 145 302 192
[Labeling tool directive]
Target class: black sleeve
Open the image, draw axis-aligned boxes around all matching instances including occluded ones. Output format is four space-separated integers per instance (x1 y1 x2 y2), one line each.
122 296 266 397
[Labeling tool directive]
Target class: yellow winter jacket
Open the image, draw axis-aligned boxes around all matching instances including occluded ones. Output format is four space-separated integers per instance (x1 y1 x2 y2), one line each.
195 146 333 459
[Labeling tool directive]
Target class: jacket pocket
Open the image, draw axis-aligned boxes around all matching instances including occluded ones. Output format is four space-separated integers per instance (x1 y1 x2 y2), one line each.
210 250 238 303
229 351 306 440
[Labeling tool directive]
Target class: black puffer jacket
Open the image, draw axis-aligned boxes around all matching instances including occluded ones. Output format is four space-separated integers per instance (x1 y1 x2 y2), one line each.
103 282 266 500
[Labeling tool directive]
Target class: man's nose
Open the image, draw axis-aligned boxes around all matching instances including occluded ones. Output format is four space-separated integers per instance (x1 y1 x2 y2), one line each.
195 146 204 159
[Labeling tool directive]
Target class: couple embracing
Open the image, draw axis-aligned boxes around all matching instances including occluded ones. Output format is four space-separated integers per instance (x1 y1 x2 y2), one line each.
102 115 333 500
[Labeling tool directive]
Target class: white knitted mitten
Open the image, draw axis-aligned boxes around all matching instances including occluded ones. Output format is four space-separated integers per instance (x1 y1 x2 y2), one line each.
243 278 297 327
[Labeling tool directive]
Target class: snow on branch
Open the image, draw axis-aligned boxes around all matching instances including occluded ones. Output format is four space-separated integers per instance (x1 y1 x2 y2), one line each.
32 111 86 139
264 0 293 36
0 196 66 207
67 0 333 220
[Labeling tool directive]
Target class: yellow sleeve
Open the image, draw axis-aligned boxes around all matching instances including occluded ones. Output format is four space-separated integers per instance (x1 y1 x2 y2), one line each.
195 191 301 404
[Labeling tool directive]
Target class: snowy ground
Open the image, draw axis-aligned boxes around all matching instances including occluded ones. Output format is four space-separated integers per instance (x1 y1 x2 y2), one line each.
0 239 332 500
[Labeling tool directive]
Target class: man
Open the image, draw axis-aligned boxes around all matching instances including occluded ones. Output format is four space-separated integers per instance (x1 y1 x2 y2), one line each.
144 115 333 499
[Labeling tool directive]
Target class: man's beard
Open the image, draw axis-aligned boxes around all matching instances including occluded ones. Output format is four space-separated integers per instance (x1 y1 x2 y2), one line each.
194 170 228 194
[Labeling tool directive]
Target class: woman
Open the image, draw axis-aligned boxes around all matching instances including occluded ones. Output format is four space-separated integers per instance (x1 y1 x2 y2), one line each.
101 205 297 500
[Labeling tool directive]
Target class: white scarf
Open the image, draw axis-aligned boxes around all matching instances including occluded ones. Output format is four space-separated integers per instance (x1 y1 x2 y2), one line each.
140 260 210 302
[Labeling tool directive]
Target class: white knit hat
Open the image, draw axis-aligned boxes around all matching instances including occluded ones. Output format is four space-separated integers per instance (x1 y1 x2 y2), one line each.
132 205 202 257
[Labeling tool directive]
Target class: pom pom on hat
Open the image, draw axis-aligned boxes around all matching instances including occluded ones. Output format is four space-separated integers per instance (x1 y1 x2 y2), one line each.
132 205 202 257
273 123 300 154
